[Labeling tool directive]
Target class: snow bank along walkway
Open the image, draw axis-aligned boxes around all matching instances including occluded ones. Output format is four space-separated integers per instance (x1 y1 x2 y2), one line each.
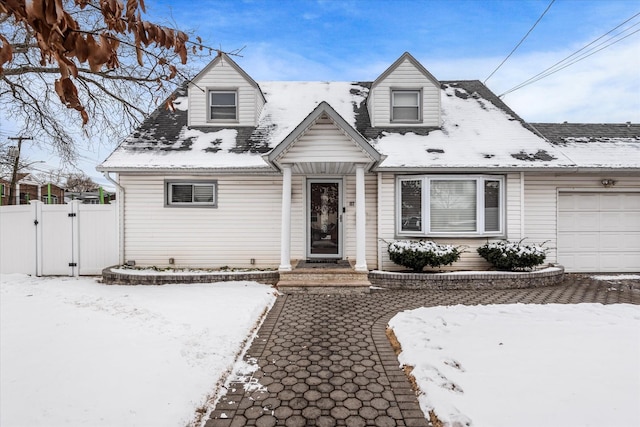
205 274 639 427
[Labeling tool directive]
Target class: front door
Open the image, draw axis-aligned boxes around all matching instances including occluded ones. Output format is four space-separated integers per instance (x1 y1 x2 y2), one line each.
307 179 342 258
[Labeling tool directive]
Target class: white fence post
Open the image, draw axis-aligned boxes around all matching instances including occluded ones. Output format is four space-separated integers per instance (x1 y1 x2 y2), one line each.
71 200 80 277
33 201 43 276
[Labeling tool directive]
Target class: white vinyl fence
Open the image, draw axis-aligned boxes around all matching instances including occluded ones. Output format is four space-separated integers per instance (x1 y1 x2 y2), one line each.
0 200 118 276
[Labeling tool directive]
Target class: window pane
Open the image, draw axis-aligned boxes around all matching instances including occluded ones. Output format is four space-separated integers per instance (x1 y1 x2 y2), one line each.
393 106 419 121
393 92 419 106
211 92 235 106
193 185 214 203
430 180 477 232
484 180 500 232
171 184 192 203
210 106 237 120
400 180 422 231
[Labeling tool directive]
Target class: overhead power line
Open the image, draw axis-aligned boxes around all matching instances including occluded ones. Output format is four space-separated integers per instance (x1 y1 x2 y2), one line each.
484 0 556 84
499 11 640 97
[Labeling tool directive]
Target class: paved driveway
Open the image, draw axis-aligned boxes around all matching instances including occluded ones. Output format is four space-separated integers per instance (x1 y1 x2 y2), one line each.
205 275 639 427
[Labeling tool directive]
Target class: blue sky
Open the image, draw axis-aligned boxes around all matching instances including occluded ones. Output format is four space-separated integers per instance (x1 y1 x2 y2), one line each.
3 0 639 186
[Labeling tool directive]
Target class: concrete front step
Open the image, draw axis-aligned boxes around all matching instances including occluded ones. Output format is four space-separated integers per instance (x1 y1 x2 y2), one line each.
277 269 371 294
277 283 371 294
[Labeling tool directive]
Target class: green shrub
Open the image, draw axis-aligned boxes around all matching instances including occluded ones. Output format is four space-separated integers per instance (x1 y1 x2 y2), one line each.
388 240 462 272
477 240 547 271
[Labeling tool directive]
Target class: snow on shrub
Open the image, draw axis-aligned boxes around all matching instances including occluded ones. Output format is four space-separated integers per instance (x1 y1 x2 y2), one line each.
388 240 462 272
477 240 547 271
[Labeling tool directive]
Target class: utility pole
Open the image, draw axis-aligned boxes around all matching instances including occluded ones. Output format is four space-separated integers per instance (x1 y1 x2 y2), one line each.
7 136 33 205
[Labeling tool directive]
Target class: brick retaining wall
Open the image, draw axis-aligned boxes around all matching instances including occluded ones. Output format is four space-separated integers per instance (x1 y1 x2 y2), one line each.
368 267 564 290
101 267 279 286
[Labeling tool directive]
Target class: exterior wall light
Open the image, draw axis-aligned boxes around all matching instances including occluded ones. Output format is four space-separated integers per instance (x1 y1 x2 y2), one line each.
600 179 616 188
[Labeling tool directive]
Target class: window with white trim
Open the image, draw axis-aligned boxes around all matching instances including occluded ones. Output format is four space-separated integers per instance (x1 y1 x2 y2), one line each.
397 175 504 236
209 90 237 121
166 181 217 207
391 90 420 122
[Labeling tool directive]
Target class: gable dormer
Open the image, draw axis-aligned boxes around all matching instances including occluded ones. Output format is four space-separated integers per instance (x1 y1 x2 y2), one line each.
187 53 266 127
367 52 441 128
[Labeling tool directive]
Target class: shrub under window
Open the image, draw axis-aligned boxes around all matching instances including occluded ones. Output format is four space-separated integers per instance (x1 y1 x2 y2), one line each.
477 240 547 271
388 240 462 272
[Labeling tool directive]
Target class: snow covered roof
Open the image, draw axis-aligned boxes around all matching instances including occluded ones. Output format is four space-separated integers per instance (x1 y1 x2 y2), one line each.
530 123 640 169
98 79 639 172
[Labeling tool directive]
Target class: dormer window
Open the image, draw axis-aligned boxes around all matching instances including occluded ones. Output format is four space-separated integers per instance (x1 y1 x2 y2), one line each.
391 90 421 122
209 90 237 121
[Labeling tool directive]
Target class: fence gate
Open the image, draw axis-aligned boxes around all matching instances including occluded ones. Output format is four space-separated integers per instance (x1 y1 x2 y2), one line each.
0 200 118 276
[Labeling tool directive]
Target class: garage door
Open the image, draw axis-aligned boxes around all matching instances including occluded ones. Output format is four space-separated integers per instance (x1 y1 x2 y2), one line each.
558 192 640 272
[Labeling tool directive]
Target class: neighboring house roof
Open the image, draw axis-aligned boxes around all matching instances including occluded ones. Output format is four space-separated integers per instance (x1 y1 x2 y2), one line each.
98 76 638 172
530 123 640 169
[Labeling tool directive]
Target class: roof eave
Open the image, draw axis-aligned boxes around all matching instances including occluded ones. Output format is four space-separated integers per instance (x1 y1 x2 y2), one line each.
95 165 277 175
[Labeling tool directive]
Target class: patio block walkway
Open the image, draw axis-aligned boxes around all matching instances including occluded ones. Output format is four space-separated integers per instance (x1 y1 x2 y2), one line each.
205 275 640 427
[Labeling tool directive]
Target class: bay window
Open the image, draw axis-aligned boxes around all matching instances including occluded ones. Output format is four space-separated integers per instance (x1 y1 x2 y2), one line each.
397 175 504 236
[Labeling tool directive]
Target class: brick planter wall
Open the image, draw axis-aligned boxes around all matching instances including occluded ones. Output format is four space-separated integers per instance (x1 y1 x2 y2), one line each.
102 266 564 290
101 266 280 286
368 266 564 290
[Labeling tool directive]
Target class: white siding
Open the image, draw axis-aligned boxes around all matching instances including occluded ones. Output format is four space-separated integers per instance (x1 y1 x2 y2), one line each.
368 58 440 127
121 174 282 268
121 172 378 269
506 173 523 240
524 173 640 269
188 57 264 126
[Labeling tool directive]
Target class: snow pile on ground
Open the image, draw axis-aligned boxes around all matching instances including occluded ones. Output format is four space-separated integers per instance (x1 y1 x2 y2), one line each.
591 274 640 281
0 274 276 427
389 303 640 427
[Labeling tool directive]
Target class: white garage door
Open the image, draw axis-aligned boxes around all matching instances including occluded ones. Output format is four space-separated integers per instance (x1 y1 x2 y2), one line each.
558 192 640 272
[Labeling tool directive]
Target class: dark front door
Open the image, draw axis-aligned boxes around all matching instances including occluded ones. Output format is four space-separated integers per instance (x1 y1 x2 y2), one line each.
308 180 342 258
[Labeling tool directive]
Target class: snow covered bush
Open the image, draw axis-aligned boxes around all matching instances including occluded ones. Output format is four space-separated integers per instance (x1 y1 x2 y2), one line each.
477 240 547 271
388 240 462 272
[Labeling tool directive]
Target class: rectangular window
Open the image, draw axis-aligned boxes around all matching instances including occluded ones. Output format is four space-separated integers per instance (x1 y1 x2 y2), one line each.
166 181 217 207
41 195 58 204
0 184 4 196
392 90 420 122
396 175 504 236
209 90 237 121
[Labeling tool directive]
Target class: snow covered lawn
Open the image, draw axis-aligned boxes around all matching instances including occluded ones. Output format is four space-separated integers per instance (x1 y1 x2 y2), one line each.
390 303 640 427
0 274 276 427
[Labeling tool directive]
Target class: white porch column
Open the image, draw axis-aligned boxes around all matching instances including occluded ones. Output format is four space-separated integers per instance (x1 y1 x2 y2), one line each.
279 165 292 271
354 164 367 271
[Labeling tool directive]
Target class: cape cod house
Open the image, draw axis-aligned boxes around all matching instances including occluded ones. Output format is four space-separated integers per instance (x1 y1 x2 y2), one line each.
98 52 640 274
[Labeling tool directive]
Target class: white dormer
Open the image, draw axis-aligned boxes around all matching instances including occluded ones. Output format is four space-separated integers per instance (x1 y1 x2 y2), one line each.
187 53 266 127
367 52 441 128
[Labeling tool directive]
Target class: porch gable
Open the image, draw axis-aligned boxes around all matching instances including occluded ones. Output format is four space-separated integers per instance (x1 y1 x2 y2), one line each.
265 101 382 174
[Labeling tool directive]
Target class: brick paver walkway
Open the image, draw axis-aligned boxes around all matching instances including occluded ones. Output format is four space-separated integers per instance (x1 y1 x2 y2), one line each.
205 275 640 427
